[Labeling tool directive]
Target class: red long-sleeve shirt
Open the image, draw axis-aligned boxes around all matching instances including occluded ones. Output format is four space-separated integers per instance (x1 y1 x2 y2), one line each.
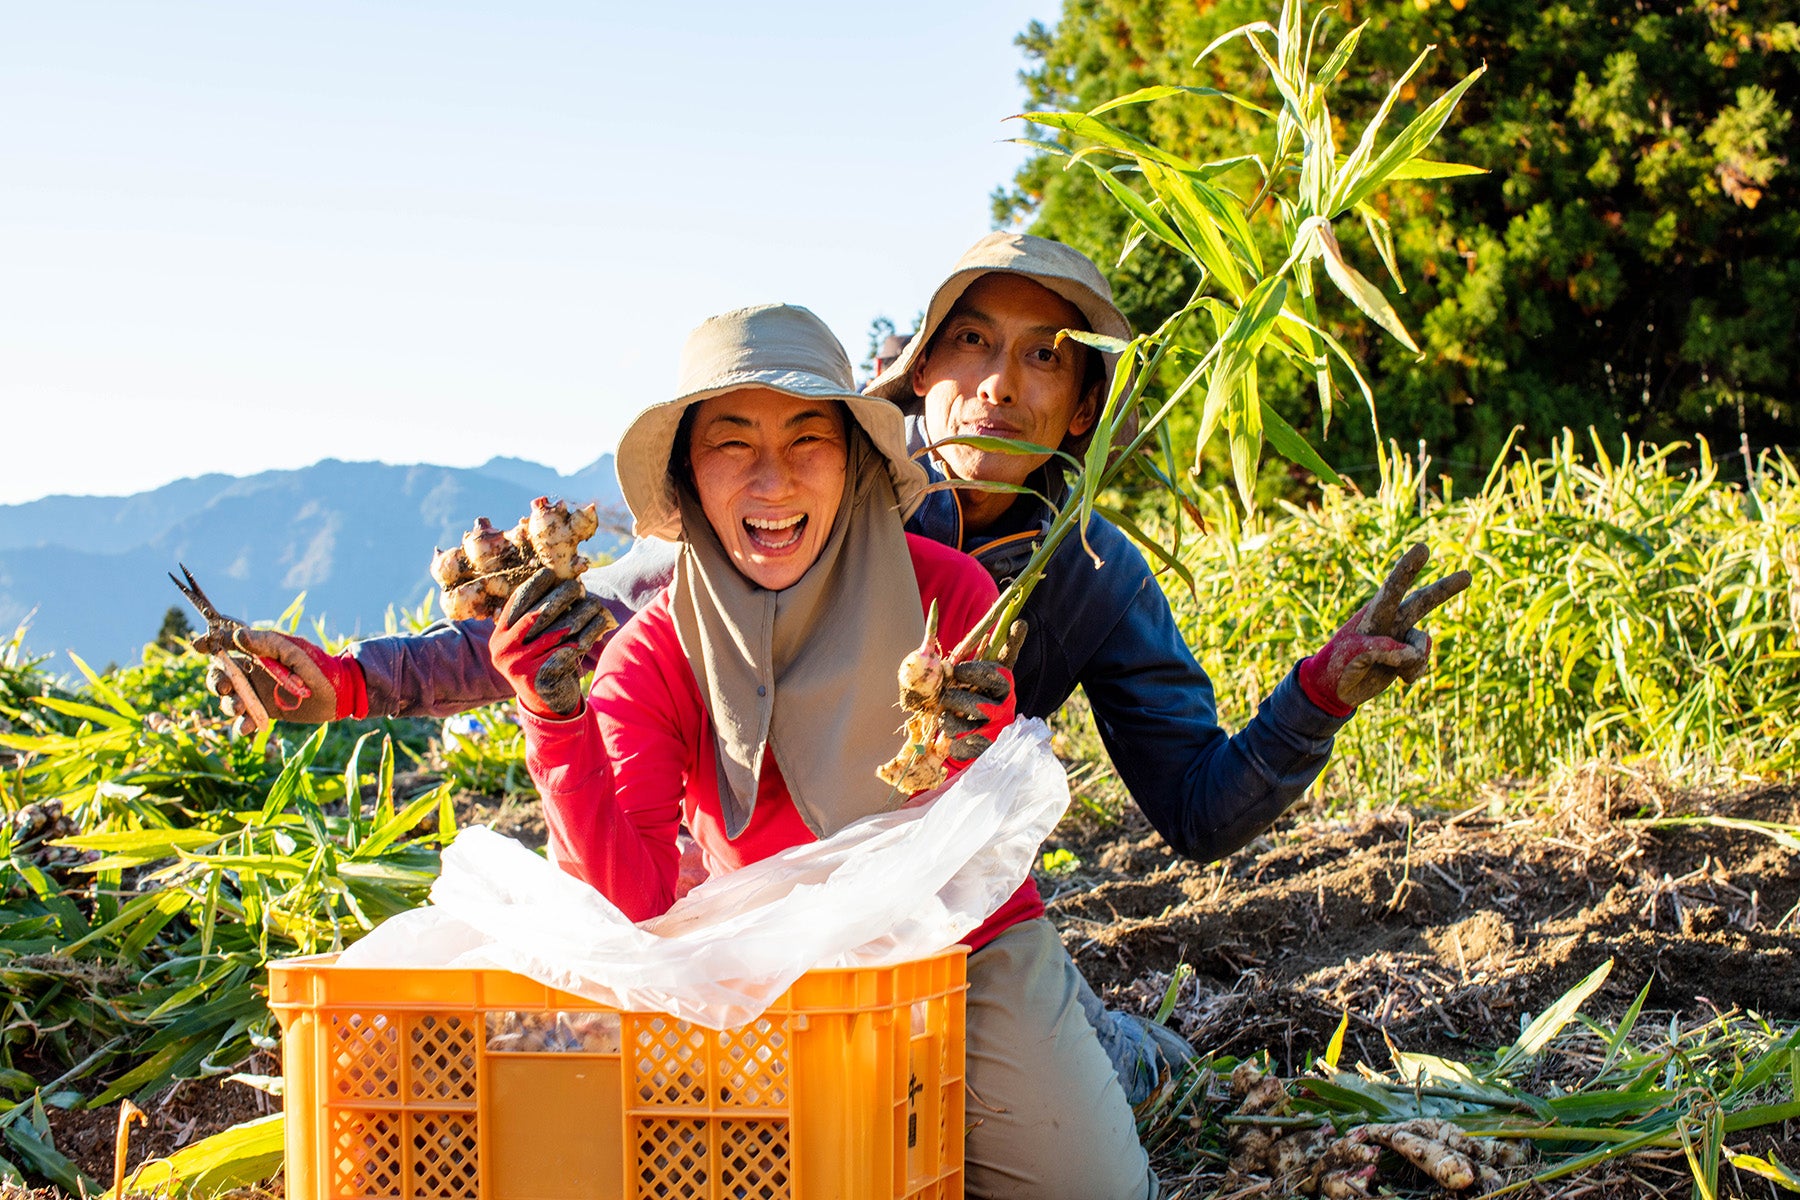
517 533 1044 949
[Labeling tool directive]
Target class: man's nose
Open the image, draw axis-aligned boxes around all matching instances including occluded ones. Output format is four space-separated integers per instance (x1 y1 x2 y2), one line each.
976 359 1016 405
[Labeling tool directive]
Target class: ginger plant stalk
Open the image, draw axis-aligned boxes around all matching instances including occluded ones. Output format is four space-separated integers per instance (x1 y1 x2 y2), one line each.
949 1 1483 660
949 301 1192 663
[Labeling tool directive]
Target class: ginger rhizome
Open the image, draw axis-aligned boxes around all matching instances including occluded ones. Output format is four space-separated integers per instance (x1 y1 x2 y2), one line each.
1224 1062 1527 1196
432 498 600 621
878 603 956 792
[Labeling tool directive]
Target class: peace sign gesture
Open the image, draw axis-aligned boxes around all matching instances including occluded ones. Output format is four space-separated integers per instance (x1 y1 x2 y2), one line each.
1298 544 1472 714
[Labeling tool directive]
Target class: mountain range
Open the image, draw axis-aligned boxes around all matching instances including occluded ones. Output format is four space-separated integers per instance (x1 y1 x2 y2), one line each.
0 455 628 673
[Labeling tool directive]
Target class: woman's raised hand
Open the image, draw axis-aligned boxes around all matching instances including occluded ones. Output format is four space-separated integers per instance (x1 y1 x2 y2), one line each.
489 567 616 717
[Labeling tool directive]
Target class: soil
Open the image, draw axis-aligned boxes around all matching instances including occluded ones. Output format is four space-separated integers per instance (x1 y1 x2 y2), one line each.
44 1062 278 1193
1042 767 1800 1198
1045 771 1800 1068
41 769 1800 1198
453 792 547 847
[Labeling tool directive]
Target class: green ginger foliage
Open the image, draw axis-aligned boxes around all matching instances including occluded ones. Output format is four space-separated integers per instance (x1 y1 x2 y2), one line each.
0 641 448 1188
999 0 1800 480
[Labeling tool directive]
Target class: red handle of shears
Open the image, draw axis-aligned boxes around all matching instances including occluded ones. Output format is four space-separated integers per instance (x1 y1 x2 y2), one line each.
259 655 313 711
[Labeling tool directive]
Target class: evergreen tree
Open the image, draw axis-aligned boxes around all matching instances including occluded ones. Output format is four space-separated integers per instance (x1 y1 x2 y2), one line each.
155 605 193 653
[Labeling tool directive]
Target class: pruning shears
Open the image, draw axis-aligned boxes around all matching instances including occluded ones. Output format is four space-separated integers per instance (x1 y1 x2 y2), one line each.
168 563 312 734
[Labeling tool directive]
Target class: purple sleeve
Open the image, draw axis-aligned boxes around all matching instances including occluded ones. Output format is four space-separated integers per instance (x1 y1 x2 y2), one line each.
349 619 512 719
349 538 678 719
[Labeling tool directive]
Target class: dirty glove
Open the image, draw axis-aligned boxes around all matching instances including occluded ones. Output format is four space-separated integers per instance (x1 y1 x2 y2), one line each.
201 628 367 734
937 620 1025 761
490 567 617 718
1298 544 1471 716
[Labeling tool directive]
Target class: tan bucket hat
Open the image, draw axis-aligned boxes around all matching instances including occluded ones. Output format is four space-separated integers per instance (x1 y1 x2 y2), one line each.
617 303 929 540
865 231 1133 403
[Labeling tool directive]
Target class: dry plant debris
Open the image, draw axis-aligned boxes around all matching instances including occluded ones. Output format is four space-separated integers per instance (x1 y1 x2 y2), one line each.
1049 771 1800 1063
1031 766 1800 1199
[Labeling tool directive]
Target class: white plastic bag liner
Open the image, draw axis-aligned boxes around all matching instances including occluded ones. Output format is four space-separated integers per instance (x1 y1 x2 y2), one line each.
339 719 1068 1029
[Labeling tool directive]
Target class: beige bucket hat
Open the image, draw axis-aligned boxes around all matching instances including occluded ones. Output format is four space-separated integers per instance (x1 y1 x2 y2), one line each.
617 303 929 540
865 231 1133 403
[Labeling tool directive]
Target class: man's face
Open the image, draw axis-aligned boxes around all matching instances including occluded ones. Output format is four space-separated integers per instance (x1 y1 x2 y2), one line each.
910 273 1098 490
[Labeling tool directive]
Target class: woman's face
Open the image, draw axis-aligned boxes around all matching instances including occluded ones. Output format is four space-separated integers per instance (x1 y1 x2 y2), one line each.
688 389 848 590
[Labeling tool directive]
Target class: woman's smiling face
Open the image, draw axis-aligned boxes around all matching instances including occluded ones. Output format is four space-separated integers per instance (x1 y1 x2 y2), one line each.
688 389 848 590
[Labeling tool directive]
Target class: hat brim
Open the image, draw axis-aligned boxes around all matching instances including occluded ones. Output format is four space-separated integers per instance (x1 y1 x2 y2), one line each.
617 372 928 541
864 265 1133 404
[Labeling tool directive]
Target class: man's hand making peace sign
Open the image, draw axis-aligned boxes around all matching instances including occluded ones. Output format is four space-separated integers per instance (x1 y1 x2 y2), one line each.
1298 544 1473 716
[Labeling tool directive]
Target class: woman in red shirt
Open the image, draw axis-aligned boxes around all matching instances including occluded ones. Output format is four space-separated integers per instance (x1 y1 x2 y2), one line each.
489 302 1153 1200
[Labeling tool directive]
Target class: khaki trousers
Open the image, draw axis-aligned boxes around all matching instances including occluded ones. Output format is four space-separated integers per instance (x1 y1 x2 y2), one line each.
964 918 1156 1200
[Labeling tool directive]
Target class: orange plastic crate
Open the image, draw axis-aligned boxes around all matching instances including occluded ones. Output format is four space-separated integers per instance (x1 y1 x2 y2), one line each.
269 947 967 1200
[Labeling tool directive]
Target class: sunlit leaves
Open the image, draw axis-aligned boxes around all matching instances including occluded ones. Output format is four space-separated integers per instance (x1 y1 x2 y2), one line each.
1014 0 1480 515
1 656 447 1125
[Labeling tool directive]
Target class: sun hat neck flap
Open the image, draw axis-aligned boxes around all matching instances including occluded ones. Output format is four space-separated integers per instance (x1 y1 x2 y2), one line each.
669 428 925 840
617 303 927 540
865 232 1133 404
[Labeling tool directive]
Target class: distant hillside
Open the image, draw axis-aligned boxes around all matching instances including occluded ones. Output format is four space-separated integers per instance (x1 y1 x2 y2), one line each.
0 455 626 671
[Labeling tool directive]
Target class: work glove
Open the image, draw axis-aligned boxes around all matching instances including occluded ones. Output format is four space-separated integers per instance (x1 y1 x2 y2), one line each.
489 567 617 718
1298 544 1471 716
200 628 367 734
937 620 1025 760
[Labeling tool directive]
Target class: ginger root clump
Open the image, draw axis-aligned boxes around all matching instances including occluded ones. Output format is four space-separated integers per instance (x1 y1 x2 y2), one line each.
1223 1062 1527 1196
485 1010 621 1054
433 497 599 621
878 605 955 792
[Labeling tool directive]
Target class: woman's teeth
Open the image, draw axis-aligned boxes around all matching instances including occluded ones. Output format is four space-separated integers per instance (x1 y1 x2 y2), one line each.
745 514 805 549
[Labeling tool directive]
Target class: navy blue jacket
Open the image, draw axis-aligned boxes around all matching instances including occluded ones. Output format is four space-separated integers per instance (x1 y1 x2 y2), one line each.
353 416 1346 862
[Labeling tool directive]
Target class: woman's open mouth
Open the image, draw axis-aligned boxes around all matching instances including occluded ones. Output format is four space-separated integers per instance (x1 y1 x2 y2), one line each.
744 513 807 551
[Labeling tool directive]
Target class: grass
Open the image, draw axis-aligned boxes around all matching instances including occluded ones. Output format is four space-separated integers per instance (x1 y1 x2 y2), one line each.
1152 432 1800 813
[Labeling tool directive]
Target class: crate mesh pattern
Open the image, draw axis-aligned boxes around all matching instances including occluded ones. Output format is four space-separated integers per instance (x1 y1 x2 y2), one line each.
273 950 967 1200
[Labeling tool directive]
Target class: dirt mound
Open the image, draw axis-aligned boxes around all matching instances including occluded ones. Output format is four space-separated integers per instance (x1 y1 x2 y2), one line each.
1046 776 1800 1071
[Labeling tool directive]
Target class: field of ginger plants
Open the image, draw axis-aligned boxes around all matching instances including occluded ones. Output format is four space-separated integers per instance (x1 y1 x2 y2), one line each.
1 436 1797 1199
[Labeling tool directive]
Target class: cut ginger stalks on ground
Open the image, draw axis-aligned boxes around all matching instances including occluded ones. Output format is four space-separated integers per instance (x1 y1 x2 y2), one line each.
432 498 600 620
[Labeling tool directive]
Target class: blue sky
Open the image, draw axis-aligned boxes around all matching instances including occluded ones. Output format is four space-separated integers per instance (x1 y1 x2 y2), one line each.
0 1 1061 504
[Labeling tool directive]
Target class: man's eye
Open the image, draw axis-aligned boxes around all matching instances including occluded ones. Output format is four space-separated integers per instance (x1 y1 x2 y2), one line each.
955 329 984 346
